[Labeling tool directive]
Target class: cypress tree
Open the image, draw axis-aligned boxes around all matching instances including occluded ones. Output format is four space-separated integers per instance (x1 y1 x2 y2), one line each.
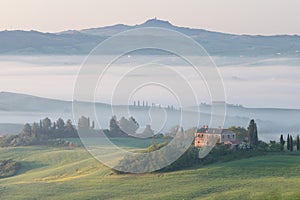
248 119 258 147
290 135 293 152
280 134 285 151
287 134 290 150
297 135 300 151
254 124 258 146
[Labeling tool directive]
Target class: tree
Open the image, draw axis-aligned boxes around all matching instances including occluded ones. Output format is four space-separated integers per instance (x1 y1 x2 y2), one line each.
31 122 40 140
78 116 90 130
56 118 65 131
42 117 52 130
247 119 258 146
20 123 31 137
280 134 285 151
290 135 294 152
118 116 139 136
109 116 120 133
91 121 95 129
287 134 290 150
64 119 77 137
108 116 128 137
297 135 300 151
229 126 248 141
142 124 154 138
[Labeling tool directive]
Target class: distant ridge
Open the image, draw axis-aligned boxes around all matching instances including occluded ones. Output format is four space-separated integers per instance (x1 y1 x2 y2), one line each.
0 91 299 111
0 91 111 113
0 91 300 134
0 18 300 56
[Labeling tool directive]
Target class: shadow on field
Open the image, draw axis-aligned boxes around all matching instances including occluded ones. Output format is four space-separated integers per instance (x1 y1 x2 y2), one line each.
15 161 48 176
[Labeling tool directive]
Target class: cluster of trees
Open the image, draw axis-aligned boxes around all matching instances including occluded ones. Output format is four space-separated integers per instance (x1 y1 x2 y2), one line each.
0 115 157 147
228 119 258 147
133 100 150 108
107 116 154 138
228 126 248 141
280 134 300 151
201 144 267 165
0 159 21 178
0 118 77 147
78 116 95 130
133 100 177 111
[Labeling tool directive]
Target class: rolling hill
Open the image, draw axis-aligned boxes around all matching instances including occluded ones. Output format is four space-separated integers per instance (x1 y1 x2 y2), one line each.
0 146 300 199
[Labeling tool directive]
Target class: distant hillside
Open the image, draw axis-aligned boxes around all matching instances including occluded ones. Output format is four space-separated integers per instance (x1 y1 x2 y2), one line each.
1 92 300 137
0 91 71 112
0 123 23 135
1 18 300 56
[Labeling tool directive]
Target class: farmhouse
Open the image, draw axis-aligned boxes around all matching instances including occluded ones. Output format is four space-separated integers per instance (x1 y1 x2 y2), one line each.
194 126 236 148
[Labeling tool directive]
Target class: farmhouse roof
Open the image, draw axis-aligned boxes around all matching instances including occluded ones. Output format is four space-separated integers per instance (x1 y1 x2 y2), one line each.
196 127 234 135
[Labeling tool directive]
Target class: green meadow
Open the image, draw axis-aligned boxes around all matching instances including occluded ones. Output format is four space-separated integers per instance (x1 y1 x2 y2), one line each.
1 145 300 200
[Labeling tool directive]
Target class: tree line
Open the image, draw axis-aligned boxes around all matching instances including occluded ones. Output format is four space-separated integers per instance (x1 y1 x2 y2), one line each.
0 117 77 147
0 115 157 147
279 134 300 151
107 116 155 138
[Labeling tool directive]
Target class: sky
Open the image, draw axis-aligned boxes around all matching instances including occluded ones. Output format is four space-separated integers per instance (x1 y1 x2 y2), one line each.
1 0 300 35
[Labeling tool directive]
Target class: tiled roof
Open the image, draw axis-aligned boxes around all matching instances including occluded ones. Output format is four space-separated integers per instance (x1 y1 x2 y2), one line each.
196 128 234 135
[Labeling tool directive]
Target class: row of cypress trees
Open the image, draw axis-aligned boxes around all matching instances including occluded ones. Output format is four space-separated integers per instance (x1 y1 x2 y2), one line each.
280 134 300 151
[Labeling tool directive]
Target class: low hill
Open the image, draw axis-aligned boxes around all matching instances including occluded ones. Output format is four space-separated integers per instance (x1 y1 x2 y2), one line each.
0 146 300 199
0 91 71 112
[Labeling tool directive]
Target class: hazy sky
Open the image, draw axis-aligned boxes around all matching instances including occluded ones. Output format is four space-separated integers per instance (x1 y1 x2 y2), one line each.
1 0 300 35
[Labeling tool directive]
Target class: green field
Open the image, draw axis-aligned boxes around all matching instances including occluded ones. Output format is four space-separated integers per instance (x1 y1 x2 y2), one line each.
1 146 300 200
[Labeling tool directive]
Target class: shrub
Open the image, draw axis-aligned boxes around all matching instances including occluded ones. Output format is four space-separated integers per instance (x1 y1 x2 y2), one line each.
0 159 21 178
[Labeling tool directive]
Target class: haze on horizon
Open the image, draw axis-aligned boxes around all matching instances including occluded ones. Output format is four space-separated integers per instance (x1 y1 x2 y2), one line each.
1 0 300 35
0 56 300 109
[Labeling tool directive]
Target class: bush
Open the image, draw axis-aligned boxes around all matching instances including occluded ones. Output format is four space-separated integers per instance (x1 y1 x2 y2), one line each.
113 143 200 174
0 159 21 178
201 144 266 165
47 139 78 148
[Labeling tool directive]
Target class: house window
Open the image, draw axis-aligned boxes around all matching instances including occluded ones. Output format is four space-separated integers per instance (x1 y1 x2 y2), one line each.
222 135 224 139
228 135 230 139
232 135 235 139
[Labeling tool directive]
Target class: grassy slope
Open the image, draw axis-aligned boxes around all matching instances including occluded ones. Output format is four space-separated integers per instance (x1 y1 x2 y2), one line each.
1 146 300 200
